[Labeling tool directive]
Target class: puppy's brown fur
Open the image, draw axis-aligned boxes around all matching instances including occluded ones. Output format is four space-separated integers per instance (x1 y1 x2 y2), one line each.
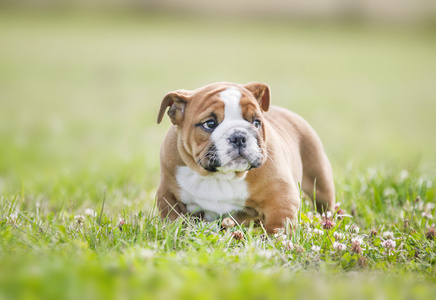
156 82 335 233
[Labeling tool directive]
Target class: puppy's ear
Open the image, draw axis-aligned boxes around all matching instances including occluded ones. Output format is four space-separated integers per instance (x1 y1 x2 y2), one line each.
243 82 270 112
157 89 191 125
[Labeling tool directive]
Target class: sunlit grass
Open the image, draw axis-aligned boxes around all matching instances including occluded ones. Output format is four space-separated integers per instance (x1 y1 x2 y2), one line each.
1 168 435 299
0 11 436 299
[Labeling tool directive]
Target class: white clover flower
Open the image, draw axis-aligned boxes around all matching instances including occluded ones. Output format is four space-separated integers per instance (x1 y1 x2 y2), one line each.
334 202 342 211
282 240 294 250
306 211 314 220
274 234 287 242
306 227 313 238
273 228 285 235
352 225 360 233
322 211 332 219
232 230 244 241
333 232 345 240
351 237 364 247
311 245 321 253
345 224 360 233
222 217 236 228
351 238 364 254
313 228 324 236
381 239 396 249
273 228 286 240
415 201 424 211
84 208 97 217
333 242 346 251
8 212 18 223
74 215 85 225
382 231 394 239
425 202 435 210
321 218 336 230
421 212 433 219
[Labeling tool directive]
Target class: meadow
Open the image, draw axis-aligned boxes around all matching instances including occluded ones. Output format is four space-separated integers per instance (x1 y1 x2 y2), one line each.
1 10 436 299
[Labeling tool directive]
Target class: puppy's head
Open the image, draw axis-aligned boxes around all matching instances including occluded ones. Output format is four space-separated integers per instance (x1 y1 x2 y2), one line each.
157 82 270 175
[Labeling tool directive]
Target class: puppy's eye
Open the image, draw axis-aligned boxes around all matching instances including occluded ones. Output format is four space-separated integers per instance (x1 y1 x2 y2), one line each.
202 120 218 131
253 120 261 129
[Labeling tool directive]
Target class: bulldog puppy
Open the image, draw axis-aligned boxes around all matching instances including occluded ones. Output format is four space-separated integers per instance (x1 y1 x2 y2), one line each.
156 82 335 233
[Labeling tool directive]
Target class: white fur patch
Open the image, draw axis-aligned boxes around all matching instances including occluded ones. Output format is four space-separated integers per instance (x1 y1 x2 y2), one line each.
176 166 249 221
210 88 261 173
220 88 243 120
211 88 245 142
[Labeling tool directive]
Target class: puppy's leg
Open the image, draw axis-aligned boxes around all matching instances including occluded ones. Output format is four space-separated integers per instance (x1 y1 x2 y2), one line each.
156 189 187 221
231 207 259 227
260 192 299 234
301 151 335 214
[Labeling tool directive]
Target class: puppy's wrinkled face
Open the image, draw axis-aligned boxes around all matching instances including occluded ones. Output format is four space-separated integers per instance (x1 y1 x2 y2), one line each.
157 82 270 175
184 85 267 174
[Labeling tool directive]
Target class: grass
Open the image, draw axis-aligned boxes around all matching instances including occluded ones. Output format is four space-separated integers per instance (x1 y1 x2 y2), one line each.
1 169 436 299
0 10 436 299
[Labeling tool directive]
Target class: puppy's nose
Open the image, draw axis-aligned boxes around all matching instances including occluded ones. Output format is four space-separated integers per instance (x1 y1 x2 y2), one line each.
229 133 247 148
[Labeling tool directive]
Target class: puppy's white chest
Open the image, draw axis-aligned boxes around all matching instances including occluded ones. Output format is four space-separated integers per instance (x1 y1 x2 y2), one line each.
175 166 249 221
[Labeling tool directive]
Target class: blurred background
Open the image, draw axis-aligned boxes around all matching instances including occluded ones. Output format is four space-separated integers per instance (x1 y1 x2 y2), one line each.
0 0 435 206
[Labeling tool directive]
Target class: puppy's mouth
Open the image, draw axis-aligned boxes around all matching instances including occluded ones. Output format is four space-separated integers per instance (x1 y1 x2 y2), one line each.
198 145 221 172
217 156 252 173
199 148 263 173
